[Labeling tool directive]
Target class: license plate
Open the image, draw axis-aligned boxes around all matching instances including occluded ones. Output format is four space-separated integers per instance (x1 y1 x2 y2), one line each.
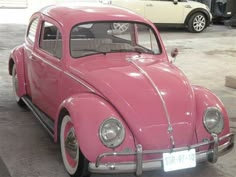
163 149 196 172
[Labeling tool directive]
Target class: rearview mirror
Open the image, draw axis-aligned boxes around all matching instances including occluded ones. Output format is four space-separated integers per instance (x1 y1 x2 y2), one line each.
170 48 179 63
173 0 178 5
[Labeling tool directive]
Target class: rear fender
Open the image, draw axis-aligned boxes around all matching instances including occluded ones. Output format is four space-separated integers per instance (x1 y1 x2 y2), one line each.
8 45 26 97
193 86 230 147
55 93 135 163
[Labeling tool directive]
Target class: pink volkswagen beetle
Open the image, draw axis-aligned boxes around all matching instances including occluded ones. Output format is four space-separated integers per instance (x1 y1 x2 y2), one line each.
8 3 234 177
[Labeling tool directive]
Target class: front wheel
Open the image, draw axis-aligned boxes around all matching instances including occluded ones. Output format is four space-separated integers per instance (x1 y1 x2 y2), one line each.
188 13 207 33
60 115 89 177
12 64 25 107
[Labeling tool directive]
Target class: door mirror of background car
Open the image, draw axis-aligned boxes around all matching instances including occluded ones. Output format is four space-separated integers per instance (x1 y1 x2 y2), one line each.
173 0 178 5
170 48 179 63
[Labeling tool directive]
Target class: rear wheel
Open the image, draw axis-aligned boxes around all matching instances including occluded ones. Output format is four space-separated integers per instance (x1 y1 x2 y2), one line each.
12 64 25 107
60 115 89 177
188 12 207 33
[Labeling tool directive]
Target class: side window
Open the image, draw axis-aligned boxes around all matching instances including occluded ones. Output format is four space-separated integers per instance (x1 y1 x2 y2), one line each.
136 24 160 54
27 18 39 43
39 21 62 59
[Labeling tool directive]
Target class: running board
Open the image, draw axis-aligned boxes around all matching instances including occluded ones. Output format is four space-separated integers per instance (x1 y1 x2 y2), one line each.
22 96 54 138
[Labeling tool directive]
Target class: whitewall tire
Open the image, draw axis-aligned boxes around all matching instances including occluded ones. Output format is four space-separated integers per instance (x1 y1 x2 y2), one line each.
60 115 89 177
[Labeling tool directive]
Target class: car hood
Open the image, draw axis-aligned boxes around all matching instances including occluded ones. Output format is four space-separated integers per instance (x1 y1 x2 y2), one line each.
70 54 197 150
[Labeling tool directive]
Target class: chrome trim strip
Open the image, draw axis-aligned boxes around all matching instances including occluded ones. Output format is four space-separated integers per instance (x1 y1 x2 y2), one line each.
32 52 62 71
128 59 174 144
25 46 95 92
90 133 234 174
64 72 95 92
24 45 62 72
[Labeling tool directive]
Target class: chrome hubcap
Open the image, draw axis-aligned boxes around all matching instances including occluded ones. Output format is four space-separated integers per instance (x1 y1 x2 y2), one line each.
193 15 206 32
65 128 78 160
61 115 79 175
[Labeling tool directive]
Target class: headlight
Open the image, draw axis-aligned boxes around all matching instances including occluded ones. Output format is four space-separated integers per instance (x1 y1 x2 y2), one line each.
99 117 125 148
203 107 224 134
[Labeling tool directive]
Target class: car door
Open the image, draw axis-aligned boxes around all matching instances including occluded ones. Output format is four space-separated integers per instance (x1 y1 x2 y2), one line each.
144 0 185 24
28 17 63 118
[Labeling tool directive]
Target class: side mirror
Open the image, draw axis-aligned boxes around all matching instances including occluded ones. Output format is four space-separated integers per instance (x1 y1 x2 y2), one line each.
173 0 178 5
170 48 179 63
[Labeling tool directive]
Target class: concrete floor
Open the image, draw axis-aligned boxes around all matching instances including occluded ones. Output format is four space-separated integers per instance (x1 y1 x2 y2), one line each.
0 24 236 177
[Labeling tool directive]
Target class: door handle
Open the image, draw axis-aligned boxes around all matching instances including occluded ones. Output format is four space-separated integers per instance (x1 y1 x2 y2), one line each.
28 55 37 61
146 3 153 7
184 5 192 8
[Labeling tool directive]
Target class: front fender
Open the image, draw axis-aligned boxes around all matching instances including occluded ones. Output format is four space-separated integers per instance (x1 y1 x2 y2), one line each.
193 86 230 147
55 93 135 163
8 45 26 97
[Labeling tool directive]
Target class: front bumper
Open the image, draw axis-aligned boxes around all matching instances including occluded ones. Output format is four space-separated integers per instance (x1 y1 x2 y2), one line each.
89 133 234 176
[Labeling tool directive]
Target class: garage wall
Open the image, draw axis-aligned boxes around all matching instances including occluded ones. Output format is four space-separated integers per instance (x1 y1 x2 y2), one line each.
0 0 76 24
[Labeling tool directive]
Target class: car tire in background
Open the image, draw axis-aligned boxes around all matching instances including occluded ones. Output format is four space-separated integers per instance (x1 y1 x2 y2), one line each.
188 12 207 33
12 64 25 107
60 115 90 177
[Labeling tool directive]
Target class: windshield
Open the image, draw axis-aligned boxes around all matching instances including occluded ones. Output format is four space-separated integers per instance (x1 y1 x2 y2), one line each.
70 22 161 58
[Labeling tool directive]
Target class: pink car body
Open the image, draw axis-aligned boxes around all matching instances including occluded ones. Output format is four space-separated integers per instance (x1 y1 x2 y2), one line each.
8 3 234 177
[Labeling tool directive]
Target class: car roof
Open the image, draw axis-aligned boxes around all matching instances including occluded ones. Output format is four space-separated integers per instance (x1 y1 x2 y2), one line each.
39 3 150 27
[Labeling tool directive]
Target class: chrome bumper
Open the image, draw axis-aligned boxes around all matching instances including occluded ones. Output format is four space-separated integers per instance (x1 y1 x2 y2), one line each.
89 133 234 176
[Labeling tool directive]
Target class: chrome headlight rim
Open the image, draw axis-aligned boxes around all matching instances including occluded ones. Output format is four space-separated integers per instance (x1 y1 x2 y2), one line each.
203 107 224 134
99 117 125 148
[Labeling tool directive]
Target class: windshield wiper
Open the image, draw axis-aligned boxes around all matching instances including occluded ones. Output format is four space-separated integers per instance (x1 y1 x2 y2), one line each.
73 49 107 55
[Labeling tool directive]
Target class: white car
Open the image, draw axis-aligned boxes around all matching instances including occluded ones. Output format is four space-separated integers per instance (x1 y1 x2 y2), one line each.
110 0 212 33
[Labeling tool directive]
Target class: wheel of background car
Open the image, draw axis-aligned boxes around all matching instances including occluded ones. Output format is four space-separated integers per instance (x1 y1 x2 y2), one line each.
60 115 89 177
188 12 206 33
112 23 130 33
12 64 25 107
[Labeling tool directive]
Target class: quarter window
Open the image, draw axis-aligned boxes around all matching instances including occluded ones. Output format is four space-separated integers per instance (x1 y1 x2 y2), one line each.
136 24 159 53
39 22 62 59
27 18 39 43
